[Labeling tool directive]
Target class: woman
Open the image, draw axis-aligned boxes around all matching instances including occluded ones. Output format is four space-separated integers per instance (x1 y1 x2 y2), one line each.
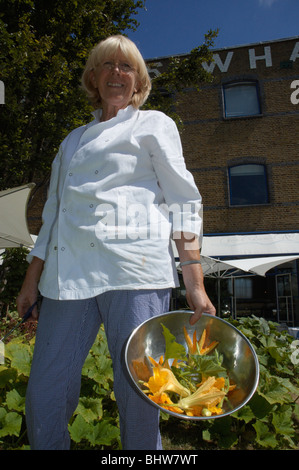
17 35 215 450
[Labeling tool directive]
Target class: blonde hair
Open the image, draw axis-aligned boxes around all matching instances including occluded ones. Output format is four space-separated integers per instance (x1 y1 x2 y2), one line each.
81 35 152 109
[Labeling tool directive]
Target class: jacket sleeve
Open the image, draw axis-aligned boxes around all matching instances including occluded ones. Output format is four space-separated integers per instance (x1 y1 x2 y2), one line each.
149 114 203 241
26 146 62 263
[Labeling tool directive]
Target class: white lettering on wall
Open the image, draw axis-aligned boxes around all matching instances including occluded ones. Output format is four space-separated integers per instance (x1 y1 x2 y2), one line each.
146 42 299 77
290 80 299 104
202 51 234 73
290 42 299 62
249 46 272 69
147 62 163 78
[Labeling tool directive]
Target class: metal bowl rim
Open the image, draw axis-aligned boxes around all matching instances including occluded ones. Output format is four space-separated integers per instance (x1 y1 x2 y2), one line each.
124 310 260 421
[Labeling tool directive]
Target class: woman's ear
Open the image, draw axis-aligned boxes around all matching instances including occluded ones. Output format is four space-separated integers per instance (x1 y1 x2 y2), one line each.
134 79 141 95
89 70 97 88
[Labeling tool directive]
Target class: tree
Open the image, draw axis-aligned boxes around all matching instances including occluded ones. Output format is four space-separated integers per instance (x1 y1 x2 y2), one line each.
0 0 145 190
0 247 30 314
145 29 218 127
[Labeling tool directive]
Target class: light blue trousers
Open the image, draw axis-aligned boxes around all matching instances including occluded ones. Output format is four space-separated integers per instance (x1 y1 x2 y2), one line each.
25 288 171 450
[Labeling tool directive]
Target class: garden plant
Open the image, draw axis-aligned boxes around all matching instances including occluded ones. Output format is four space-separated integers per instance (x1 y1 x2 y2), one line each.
0 311 298 450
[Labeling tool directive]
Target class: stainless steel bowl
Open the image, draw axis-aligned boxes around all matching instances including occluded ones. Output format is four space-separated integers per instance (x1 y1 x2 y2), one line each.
125 311 259 420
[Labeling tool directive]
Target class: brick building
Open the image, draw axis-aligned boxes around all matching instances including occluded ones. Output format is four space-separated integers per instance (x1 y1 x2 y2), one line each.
147 36 299 326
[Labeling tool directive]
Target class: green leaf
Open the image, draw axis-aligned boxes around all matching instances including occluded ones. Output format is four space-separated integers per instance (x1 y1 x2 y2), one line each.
202 429 211 442
209 416 238 449
272 407 295 438
5 389 26 413
68 414 92 444
0 409 22 438
293 403 299 420
68 414 120 447
192 351 227 378
0 367 18 388
91 420 120 446
161 323 187 362
82 353 113 389
248 392 273 419
231 404 255 423
253 421 278 448
5 340 32 377
255 315 271 335
74 397 103 423
259 374 295 405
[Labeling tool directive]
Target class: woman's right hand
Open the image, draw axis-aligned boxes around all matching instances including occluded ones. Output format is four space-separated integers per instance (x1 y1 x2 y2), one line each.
16 257 44 321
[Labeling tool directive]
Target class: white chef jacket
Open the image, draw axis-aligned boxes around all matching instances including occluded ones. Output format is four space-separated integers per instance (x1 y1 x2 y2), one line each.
28 105 202 300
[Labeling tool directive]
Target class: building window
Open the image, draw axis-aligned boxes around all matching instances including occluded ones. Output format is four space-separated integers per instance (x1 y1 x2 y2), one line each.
223 81 261 118
229 277 253 299
229 164 269 206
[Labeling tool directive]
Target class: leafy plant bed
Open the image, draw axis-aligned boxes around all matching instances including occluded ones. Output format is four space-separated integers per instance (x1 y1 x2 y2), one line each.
0 314 298 450
0 324 121 450
162 315 299 450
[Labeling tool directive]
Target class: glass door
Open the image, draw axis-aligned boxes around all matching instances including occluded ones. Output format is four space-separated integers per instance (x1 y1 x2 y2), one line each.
276 273 294 325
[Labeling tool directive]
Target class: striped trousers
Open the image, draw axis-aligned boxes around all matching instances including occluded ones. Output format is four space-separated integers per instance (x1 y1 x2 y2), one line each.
25 288 171 450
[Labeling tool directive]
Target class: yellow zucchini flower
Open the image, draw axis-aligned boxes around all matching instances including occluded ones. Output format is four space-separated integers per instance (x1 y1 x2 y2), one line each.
144 363 190 398
176 376 226 412
148 392 184 414
184 327 219 355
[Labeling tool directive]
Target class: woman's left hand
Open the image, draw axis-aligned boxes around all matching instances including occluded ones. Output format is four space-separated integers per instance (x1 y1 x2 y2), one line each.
185 282 216 325
175 233 216 325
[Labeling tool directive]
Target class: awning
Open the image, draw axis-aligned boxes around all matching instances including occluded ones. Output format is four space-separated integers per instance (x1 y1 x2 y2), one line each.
172 231 299 278
201 254 299 277
0 184 36 248
201 232 299 257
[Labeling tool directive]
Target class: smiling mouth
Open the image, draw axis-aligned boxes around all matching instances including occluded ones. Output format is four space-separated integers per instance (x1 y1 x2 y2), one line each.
107 82 124 88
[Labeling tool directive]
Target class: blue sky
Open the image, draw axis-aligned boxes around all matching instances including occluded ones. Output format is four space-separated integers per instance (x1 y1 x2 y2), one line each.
126 0 299 59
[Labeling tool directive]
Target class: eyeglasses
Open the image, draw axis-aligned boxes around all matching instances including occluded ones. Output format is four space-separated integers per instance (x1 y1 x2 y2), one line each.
99 61 136 74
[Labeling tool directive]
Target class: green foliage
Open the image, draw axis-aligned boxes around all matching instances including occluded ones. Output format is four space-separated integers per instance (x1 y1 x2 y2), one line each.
0 248 30 315
164 315 298 450
1 314 298 450
69 327 121 449
0 326 121 449
224 315 299 450
161 323 187 362
144 30 218 127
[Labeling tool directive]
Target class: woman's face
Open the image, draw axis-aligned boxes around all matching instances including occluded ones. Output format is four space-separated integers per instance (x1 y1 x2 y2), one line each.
91 50 140 113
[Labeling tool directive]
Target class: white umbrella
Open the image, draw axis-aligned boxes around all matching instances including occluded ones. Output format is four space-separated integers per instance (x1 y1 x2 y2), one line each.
0 183 35 248
216 255 299 277
201 254 299 277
